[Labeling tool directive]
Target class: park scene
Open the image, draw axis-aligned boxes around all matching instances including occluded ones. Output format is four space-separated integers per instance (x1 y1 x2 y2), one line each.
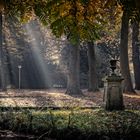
0 0 140 139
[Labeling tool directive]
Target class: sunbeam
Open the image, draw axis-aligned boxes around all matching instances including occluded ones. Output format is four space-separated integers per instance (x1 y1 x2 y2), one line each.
24 22 52 89
3 17 67 89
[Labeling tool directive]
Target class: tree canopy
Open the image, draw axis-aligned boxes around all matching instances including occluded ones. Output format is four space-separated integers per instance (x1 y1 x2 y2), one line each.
1 0 139 44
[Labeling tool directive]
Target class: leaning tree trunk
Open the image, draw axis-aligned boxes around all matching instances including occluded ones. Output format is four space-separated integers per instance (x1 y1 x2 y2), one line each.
0 11 6 91
66 42 82 95
87 42 99 92
120 10 135 93
132 21 140 90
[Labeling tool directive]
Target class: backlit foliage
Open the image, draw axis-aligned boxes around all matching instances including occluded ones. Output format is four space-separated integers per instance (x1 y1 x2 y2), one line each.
0 0 122 43
34 0 122 43
2 0 139 43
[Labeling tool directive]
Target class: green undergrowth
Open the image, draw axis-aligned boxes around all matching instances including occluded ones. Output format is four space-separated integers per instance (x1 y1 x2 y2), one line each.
0 108 140 140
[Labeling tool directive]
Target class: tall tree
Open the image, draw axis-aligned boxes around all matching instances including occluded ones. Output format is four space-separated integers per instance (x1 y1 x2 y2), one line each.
35 0 111 94
120 9 135 93
0 2 6 90
66 42 82 95
132 21 140 90
87 42 99 92
118 0 140 93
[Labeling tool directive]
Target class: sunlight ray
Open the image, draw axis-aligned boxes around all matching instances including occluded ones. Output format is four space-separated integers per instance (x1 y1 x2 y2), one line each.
24 23 52 88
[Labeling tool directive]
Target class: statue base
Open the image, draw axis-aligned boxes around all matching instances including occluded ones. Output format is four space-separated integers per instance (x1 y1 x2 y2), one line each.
103 74 124 111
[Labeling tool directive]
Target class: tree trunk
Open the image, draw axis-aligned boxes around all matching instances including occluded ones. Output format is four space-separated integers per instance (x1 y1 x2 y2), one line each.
120 10 135 93
66 42 82 95
0 11 6 91
132 21 140 90
87 42 99 92
4 47 15 87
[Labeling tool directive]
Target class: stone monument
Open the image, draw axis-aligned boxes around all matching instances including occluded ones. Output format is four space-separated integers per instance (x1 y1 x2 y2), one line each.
104 59 124 111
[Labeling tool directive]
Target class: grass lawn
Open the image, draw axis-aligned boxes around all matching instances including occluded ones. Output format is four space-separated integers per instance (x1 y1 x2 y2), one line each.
0 108 140 140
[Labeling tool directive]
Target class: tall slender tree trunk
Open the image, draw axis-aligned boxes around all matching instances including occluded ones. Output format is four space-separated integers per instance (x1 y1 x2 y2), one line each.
66 42 82 95
4 47 14 86
87 42 99 92
120 10 135 93
0 11 6 91
132 21 140 90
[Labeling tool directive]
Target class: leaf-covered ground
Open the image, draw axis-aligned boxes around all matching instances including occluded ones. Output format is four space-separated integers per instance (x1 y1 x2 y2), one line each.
0 89 140 139
0 89 139 110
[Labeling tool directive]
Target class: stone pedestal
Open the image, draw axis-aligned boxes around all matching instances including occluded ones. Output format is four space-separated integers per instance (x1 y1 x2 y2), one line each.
104 74 124 111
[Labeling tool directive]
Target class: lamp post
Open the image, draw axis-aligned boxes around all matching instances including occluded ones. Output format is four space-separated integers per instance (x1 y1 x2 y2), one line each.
18 65 22 89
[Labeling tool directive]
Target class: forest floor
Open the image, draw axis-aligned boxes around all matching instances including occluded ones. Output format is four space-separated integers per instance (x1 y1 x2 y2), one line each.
0 89 140 139
0 89 140 110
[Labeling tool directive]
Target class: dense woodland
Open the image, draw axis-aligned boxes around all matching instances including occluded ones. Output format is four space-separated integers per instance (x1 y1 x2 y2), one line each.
0 0 140 139
0 0 140 94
